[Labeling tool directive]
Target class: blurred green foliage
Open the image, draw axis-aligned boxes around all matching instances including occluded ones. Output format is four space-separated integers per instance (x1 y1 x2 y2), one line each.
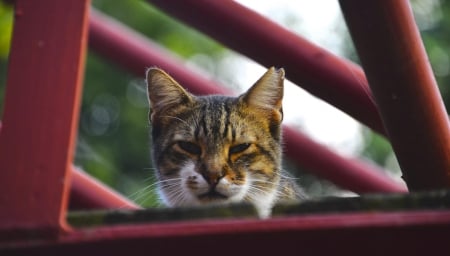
0 1 12 115
0 1 12 58
0 0 449 206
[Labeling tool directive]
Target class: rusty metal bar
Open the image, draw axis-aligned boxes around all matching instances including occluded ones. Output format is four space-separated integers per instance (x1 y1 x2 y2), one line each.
88 10 407 193
147 0 386 135
340 0 450 190
0 0 90 237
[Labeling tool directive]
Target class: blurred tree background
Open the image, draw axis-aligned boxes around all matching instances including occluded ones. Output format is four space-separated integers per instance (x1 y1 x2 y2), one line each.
0 0 449 207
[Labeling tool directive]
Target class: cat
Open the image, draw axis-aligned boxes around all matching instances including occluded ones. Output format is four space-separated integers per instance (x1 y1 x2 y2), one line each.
146 67 305 218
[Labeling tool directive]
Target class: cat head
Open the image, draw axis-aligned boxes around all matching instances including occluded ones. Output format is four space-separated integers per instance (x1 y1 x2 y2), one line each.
146 67 285 217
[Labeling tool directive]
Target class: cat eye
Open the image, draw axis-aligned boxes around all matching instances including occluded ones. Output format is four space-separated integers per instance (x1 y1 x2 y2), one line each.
177 141 202 155
229 143 251 154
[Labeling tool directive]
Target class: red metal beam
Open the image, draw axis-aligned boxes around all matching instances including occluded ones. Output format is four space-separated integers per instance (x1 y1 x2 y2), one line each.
70 166 141 210
147 0 386 135
283 126 405 193
89 9 228 96
340 0 450 190
0 0 90 237
3 210 450 254
88 10 407 194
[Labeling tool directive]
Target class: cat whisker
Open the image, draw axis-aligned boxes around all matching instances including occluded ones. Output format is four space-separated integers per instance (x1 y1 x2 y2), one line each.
247 188 271 198
246 183 276 197
128 187 156 205
140 175 157 184
248 182 294 199
164 186 188 206
279 172 299 181
128 178 183 204
128 178 179 197
248 178 282 187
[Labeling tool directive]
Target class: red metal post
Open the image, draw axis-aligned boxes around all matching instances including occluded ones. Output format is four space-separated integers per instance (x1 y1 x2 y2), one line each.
340 0 450 190
0 0 90 237
147 0 386 135
88 10 407 193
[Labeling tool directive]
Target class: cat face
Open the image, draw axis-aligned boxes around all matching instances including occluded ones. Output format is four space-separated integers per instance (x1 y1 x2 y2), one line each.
146 67 284 217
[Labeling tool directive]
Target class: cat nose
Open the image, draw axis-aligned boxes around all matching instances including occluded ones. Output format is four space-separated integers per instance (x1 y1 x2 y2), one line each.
201 171 225 186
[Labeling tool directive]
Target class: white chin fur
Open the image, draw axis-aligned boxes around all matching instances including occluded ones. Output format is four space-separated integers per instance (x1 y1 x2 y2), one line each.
158 162 276 218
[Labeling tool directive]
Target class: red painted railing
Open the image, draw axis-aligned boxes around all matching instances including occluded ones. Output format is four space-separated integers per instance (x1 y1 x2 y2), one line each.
89 9 406 195
1 0 450 254
340 0 450 189
70 166 141 210
0 0 89 236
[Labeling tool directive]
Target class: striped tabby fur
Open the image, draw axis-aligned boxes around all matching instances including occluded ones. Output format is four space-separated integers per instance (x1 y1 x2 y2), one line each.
146 67 305 218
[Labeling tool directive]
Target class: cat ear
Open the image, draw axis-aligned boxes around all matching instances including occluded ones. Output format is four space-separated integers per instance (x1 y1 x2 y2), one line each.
241 67 284 119
146 67 194 121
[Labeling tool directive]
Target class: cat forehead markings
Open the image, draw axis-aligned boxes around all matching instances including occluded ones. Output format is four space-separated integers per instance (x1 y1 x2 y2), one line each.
174 100 259 143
